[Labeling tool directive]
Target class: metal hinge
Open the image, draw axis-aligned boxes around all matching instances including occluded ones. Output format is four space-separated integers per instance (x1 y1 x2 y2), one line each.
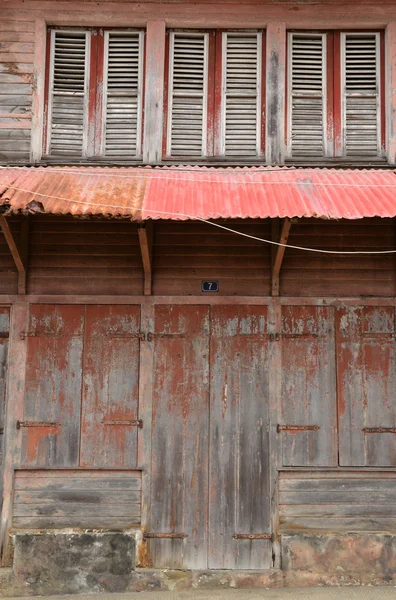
363 427 396 433
277 424 320 433
16 420 61 429
233 533 273 540
102 419 143 428
143 532 187 540
106 332 146 341
146 333 185 342
0 332 9 339
269 333 280 342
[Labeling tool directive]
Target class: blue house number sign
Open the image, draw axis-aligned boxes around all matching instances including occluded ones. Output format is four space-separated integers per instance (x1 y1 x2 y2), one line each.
202 280 219 292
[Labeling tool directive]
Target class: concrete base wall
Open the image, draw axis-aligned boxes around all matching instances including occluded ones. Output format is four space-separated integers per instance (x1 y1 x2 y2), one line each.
1 532 396 596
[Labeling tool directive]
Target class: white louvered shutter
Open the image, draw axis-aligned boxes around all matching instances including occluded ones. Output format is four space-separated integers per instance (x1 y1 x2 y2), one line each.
103 31 144 157
342 33 381 157
289 33 326 157
167 32 208 157
48 30 89 156
221 32 262 156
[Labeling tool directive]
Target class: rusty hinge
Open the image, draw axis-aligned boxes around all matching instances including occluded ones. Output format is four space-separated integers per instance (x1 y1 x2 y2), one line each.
363 427 396 433
102 419 143 428
20 332 82 340
16 420 61 429
269 333 280 342
143 532 187 540
106 332 146 341
0 332 9 339
282 333 320 339
0 427 4 434
278 424 320 433
233 533 273 540
146 332 185 342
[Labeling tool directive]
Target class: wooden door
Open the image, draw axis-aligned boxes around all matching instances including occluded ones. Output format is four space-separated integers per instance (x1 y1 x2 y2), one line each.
21 305 84 467
80 305 141 468
209 306 271 569
149 305 210 569
0 308 9 505
337 306 396 466
280 306 337 467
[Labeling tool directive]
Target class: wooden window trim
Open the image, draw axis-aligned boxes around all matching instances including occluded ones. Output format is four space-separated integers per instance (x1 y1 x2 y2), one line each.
163 29 266 161
286 29 386 162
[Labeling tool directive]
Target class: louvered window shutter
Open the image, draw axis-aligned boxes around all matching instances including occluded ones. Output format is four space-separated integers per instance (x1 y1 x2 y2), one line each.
221 32 262 156
47 30 89 156
103 31 144 157
342 33 381 157
289 33 326 157
167 32 209 157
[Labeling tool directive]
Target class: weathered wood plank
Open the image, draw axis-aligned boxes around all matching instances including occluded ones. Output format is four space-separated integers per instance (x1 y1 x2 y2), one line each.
13 516 141 529
279 516 396 533
209 306 271 570
20 305 84 468
337 306 396 466
280 306 337 467
143 20 166 164
14 490 141 503
149 305 209 569
80 305 141 468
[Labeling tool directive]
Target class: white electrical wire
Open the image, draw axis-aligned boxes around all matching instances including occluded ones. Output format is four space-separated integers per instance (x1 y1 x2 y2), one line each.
1 179 396 255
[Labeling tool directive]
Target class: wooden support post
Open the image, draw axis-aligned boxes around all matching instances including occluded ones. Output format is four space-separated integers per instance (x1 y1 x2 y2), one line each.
386 22 396 165
31 18 47 163
0 216 27 295
271 217 291 297
266 22 286 165
138 221 154 296
18 217 29 295
143 21 166 164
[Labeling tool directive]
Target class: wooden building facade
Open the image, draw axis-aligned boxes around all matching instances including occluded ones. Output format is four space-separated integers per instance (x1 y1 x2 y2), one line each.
1 0 396 592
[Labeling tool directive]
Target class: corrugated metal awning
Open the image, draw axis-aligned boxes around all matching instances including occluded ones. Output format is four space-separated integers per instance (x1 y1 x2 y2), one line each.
1 165 396 220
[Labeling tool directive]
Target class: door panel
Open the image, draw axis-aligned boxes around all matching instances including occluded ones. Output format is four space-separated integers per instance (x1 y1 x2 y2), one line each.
280 306 337 467
209 306 271 569
149 305 210 569
337 306 396 466
21 305 84 467
80 305 141 468
0 308 9 505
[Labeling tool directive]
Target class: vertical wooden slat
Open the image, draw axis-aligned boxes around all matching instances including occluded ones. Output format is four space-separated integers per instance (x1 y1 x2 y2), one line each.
386 22 396 164
149 305 209 569
21 305 84 468
1 302 29 565
0 309 9 515
266 22 286 164
31 18 47 162
337 306 396 466
80 305 141 468
143 21 166 164
280 306 337 467
209 305 271 569
17 216 29 295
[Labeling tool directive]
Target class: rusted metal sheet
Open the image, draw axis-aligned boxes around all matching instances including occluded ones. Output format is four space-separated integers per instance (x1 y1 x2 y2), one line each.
149 305 210 569
337 306 396 466
2 166 396 220
80 305 141 468
280 306 337 467
209 306 271 570
21 305 84 467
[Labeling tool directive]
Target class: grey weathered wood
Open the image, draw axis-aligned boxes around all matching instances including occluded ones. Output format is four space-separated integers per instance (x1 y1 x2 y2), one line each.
149 305 209 569
337 306 396 466
209 306 271 570
0 310 9 515
31 18 46 162
266 22 286 164
12 469 141 530
143 21 166 164
80 305 141 468
280 306 337 467
21 305 84 468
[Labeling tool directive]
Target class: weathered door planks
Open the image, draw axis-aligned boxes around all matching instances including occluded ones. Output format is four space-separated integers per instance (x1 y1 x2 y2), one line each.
80 305 141 468
337 306 396 466
149 305 210 569
209 305 271 569
0 308 9 506
280 306 337 467
21 305 84 467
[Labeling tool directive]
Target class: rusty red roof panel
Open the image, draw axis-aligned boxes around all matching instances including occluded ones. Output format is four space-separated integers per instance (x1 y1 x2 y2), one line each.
1 165 396 220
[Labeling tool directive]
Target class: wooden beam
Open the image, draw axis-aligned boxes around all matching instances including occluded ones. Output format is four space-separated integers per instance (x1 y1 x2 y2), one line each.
143 20 166 164
0 216 27 294
266 22 286 165
17 216 29 295
138 221 154 296
271 217 291 297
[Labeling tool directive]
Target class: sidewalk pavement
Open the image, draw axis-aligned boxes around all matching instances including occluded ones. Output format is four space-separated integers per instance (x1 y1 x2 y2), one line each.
6 587 396 600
